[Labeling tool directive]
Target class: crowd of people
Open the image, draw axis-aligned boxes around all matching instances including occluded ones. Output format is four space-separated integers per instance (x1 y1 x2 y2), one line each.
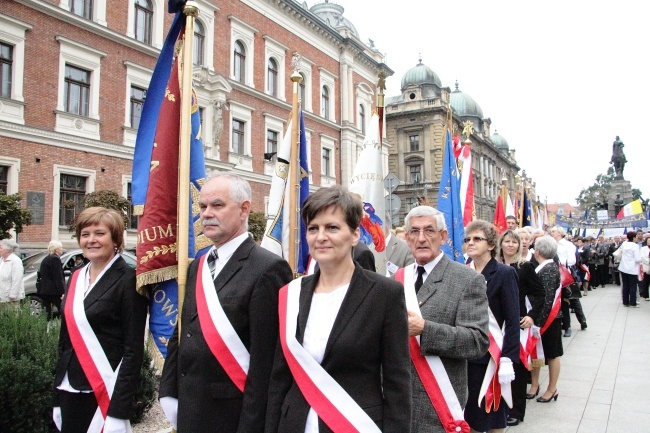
2 175 649 433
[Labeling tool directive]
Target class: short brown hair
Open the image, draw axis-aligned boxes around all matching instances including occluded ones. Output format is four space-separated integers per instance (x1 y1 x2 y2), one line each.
301 186 362 230
465 219 498 258
75 207 125 252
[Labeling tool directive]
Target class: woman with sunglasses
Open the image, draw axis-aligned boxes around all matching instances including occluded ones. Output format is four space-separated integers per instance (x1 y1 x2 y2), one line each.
496 230 546 426
463 221 520 433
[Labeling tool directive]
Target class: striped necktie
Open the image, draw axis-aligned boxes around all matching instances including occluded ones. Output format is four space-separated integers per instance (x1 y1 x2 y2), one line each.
207 249 218 279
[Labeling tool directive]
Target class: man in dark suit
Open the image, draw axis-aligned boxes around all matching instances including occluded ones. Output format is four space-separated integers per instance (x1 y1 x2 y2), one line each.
403 206 489 433
159 173 293 433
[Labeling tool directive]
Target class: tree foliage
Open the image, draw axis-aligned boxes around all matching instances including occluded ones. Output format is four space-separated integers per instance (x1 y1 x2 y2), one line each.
576 166 644 217
248 211 266 242
0 193 32 240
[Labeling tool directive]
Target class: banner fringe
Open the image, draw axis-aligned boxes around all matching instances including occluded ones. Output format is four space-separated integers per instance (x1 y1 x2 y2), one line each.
136 266 178 295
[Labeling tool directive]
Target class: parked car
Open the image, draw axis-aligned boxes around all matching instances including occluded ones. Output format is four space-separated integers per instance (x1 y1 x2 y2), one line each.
22 249 137 315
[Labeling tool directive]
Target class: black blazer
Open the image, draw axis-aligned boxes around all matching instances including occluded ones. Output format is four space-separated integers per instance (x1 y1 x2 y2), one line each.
265 264 411 433
471 258 520 364
38 253 65 296
159 237 293 433
510 261 546 326
353 241 376 272
53 256 148 420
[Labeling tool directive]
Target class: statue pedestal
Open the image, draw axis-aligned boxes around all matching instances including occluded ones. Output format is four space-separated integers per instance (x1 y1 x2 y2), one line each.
608 179 633 218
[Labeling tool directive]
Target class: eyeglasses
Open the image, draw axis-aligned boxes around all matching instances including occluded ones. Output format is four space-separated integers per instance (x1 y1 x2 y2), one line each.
408 227 439 238
464 236 488 244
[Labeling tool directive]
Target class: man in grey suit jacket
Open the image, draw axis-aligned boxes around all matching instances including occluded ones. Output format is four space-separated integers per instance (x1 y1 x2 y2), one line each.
159 173 293 432
404 206 489 433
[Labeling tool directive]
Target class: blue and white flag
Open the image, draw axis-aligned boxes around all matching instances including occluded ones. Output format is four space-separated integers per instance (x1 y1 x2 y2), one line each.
261 111 310 274
437 130 465 263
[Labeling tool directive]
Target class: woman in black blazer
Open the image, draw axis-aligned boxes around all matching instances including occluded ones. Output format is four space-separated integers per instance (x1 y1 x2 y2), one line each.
266 186 411 432
53 207 148 433
497 229 546 426
37 240 65 320
463 220 520 433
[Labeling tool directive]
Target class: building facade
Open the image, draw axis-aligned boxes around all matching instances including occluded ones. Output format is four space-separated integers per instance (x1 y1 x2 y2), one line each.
0 0 390 249
385 59 535 224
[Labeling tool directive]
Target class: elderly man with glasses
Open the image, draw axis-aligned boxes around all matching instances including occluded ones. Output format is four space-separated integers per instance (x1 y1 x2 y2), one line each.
396 205 489 433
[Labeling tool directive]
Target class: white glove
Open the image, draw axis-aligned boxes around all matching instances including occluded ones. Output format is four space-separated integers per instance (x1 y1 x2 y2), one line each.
531 325 541 339
103 416 130 433
160 396 179 430
53 407 62 431
498 357 515 384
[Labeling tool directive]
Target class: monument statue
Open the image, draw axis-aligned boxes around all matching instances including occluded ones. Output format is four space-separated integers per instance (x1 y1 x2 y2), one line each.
610 135 627 179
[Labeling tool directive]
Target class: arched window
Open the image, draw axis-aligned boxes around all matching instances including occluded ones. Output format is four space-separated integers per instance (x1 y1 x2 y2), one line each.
359 104 365 134
134 0 153 45
267 58 278 97
321 85 330 119
234 41 246 83
193 20 205 66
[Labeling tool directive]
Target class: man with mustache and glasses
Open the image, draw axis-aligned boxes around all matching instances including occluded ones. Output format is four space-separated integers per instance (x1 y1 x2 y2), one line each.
159 172 293 433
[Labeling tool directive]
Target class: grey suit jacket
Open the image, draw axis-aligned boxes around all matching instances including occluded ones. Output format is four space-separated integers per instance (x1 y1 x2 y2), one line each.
386 235 415 273
411 254 489 433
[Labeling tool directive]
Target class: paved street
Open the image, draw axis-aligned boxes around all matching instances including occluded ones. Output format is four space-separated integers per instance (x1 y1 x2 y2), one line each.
511 283 650 433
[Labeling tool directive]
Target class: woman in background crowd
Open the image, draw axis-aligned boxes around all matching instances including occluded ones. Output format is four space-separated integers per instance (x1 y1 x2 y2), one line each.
639 237 650 301
38 240 66 320
497 230 546 426
0 239 25 310
528 235 562 404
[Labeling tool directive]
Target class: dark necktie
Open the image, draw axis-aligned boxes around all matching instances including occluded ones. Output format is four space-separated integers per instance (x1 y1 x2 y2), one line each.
207 249 218 279
415 266 425 294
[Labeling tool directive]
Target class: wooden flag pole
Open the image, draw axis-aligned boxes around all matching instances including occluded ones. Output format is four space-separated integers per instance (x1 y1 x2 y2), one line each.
288 55 302 277
177 1 198 330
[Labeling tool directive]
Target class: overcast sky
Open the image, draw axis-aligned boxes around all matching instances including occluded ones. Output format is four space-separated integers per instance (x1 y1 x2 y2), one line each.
329 0 649 206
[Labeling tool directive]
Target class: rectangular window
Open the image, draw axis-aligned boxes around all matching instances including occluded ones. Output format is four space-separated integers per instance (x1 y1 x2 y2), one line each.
266 130 278 162
130 85 146 129
322 148 331 176
232 119 244 154
71 0 93 20
406 197 418 210
135 0 153 45
409 165 421 184
409 135 420 152
0 42 13 99
59 174 86 227
64 64 90 116
126 182 138 230
0 165 8 194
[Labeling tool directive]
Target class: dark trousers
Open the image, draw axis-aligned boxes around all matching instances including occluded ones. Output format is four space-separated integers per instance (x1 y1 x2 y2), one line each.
588 264 600 288
59 390 98 433
41 294 61 321
621 272 638 306
561 298 587 330
510 361 530 421
641 273 650 299
599 264 609 286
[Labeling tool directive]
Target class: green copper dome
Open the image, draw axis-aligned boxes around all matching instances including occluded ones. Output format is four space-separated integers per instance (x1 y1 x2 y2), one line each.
401 59 442 91
450 81 483 119
491 131 509 152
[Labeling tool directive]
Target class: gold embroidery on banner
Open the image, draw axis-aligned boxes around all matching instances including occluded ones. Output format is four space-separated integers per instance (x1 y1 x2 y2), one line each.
165 87 176 102
195 234 212 252
140 243 178 264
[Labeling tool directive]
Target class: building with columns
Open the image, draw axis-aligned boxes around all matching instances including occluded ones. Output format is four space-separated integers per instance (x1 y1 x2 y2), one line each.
0 0 390 249
385 59 535 224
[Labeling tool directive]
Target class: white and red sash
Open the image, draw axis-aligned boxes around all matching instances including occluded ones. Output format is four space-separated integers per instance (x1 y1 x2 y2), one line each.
478 309 512 411
395 266 470 433
278 278 381 433
64 266 123 432
519 296 534 369
529 261 563 363
579 264 591 282
195 255 249 392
